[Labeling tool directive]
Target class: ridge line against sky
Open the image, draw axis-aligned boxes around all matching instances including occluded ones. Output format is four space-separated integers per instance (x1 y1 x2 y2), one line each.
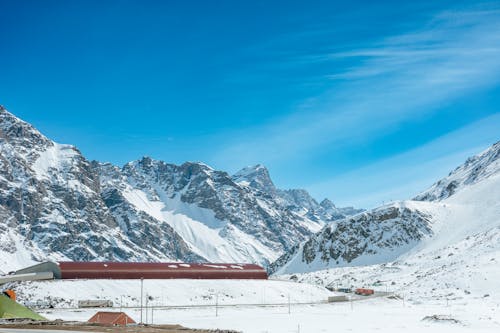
307 113 500 208
1 0 499 208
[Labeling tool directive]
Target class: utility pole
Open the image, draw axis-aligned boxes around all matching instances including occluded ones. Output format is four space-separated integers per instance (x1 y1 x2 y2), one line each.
288 294 291 314
145 294 148 324
140 278 144 324
215 293 219 317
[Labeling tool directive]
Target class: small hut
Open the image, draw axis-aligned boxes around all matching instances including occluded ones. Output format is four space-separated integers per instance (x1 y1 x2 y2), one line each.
88 311 135 326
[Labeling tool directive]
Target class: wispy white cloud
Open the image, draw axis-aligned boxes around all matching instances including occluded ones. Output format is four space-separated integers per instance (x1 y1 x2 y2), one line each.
307 112 500 208
212 4 500 173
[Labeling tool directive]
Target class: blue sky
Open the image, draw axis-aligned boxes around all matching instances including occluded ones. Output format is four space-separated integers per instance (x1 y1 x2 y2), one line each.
1 0 499 208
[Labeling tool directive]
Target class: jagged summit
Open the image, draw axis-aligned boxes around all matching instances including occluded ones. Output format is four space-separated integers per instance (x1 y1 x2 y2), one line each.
319 198 336 209
0 106 52 149
415 141 500 201
127 157 216 174
232 164 276 194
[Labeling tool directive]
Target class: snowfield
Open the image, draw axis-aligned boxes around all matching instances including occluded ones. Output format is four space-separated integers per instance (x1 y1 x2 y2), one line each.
8 276 500 332
36 297 500 333
277 173 500 303
11 278 334 309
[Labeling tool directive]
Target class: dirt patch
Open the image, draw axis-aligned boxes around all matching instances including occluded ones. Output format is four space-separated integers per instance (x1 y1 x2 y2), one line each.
422 314 463 325
0 320 240 333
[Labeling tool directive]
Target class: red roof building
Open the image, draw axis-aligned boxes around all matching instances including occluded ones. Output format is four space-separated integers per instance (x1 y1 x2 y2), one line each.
88 311 135 326
16 261 268 280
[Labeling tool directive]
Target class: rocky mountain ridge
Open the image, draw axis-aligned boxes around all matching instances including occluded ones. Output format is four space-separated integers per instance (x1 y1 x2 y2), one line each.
0 106 360 271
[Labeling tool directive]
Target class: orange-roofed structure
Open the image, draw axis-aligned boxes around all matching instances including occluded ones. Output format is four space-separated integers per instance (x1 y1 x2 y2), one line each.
88 311 135 326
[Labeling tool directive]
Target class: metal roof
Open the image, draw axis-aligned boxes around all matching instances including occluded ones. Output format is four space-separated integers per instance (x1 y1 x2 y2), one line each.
16 261 268 280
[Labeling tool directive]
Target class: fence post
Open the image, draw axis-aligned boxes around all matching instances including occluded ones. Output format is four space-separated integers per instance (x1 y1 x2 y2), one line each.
215 293 219 317
140 278 144 324
145 295 149 324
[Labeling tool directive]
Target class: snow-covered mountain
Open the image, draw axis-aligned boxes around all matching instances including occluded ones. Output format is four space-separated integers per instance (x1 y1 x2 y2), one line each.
0 106 360 271
96 158 322 265
279 166 500 302
0 107 201 272
271 142 500 275
96 157 363 265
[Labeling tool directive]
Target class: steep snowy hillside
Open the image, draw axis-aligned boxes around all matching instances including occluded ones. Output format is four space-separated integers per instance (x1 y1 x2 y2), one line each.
415 142 500 201
97 159 301 264
0 106 360 270
280 171 500 302
0 107 200 273
272 141 500 275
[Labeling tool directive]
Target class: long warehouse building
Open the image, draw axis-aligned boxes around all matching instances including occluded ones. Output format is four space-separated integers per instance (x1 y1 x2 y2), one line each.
15 261 268 280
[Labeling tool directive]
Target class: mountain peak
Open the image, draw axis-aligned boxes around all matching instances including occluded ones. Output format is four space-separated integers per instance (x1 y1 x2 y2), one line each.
319 198 336 209
0 106 53 156
232 164 276 193
234 164 267 175
181 161 215 171
415 140 500 201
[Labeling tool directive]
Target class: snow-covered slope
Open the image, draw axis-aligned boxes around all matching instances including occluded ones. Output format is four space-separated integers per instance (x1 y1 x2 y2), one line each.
0 107 201 273
272 141 500 275
0 106 361 270
9 278 333 309
279 173 500 302
97 159 285 264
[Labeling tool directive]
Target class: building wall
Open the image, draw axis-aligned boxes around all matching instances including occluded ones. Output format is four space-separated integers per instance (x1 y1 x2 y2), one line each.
15 262 61 278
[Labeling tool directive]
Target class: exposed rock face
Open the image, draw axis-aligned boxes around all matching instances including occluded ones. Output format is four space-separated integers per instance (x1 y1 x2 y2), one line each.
301 205 432 263
96 159 362 265
414 142 500 201
269 203 433 273
233 164 277 195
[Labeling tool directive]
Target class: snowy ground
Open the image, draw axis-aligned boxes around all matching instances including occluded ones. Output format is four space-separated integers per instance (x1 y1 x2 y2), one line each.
6 277 498 332
11 278 333 309
36 297 500 333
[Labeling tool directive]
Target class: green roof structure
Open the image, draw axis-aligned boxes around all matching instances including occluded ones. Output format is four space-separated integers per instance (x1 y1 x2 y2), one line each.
0 294 46 320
